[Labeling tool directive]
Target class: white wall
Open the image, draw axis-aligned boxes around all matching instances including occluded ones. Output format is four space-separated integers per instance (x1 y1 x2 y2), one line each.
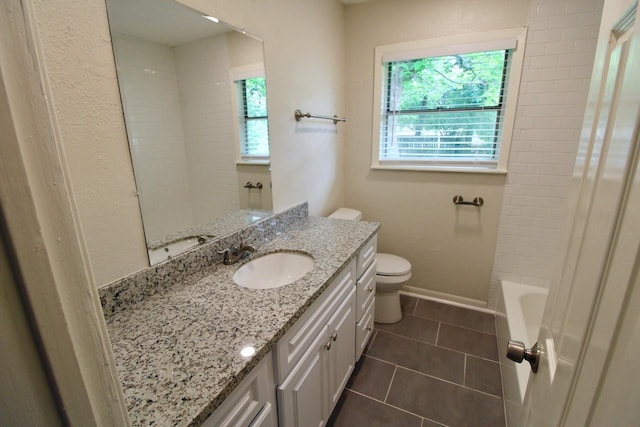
344 0 530 305
488 0 603 308
112 34 196 243
31 0 346 286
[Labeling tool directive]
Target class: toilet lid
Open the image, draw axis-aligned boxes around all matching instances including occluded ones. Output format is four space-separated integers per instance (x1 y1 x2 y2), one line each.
376 253 411 276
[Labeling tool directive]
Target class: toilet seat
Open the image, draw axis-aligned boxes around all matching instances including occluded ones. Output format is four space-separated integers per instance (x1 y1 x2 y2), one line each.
376 253 411 276
376 272 412 285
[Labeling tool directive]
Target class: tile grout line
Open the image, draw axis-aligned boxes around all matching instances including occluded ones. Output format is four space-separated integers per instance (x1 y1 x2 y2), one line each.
359 301 505 425
463 354 467 387
374 327 437 346
365 329 378 353
369 359 504 400
384 365 398 403
346 367 500 425
372 328 501 366
422 416 450 427
407 307 496 336
347 388 448 426
372 327 502 382
433 318 497 337
494 317 509 424
374 329 456 355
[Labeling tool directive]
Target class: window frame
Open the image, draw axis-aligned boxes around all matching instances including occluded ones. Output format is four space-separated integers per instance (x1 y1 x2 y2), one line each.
371 27 528 173
230 63 270 165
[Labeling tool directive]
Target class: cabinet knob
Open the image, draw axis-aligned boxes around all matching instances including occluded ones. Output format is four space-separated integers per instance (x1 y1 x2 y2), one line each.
367 326 372 331
368 287 373 293
330 332 338 342
325 341 332 351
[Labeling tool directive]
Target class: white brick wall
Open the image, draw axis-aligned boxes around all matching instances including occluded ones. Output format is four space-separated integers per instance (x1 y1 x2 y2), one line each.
175 34 240 225
488 0 603 308
112 34 195 242
113 32 265 243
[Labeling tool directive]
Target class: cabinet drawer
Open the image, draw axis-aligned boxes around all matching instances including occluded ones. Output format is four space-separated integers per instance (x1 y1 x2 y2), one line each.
356 260 376 320
203 351 276 427
357 235 377 277
355 298 375 361
275 260 356 381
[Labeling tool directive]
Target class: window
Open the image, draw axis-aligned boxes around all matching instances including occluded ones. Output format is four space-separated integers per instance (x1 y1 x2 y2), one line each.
232 66 270 162
372 28 526 172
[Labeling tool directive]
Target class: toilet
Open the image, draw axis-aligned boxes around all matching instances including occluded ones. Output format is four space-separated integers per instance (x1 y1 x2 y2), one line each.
328 208 412 324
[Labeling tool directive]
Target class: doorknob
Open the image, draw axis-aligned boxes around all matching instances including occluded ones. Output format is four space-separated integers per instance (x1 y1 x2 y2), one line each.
507 340 541 373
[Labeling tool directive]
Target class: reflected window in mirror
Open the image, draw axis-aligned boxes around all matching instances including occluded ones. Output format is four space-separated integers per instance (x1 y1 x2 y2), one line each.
232 67 270 163
238 77 269 158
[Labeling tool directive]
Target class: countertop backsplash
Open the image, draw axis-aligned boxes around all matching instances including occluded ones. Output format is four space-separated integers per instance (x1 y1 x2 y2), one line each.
99 202 309 317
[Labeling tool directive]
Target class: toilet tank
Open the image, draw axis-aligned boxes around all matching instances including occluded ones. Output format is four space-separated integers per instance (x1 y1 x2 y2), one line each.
328 208 362 221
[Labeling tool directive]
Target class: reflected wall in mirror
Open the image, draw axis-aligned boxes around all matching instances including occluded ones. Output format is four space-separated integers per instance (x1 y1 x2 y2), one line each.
106 0 273 265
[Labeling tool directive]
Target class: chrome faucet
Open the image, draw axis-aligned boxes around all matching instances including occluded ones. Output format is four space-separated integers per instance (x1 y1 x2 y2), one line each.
218 241 256 265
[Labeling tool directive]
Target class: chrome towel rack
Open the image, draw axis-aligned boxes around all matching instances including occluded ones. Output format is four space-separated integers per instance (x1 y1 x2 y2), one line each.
453 195 484 207
294 109 346 124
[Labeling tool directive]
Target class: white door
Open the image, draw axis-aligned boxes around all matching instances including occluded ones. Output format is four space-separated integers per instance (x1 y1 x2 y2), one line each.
524 1 640 425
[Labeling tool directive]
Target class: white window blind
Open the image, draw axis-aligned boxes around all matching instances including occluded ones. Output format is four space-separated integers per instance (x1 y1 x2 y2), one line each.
379 49 512 167
236 76 269 159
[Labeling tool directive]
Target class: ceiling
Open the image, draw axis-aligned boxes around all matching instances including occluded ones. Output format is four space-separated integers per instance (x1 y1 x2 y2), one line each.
106 0 236 46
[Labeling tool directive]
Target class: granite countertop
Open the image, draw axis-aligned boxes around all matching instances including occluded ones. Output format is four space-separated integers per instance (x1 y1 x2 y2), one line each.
105 216 379 426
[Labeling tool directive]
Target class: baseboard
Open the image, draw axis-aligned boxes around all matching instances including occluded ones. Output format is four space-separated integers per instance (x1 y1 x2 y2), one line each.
400 285 495 315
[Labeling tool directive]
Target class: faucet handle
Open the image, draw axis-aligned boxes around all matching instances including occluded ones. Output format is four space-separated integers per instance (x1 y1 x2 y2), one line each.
217 248 232 264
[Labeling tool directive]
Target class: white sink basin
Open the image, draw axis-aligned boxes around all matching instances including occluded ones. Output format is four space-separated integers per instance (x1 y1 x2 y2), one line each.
233 252 314 289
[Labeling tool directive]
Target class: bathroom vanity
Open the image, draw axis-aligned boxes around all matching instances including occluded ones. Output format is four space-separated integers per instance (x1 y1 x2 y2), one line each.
100 205 379 426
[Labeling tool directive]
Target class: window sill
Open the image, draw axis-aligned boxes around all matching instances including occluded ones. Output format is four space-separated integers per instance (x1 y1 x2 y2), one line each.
371 164 507 174
236 160 270 166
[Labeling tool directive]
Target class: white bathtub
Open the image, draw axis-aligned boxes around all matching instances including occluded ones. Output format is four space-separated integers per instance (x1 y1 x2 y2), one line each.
495 280 548 427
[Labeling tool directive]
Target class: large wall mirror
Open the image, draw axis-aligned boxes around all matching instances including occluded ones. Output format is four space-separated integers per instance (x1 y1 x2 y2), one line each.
106 0 273 265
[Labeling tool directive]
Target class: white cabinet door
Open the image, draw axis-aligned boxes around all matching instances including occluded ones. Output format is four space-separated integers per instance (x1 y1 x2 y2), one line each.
203 352 277 427
327 288 356 413
278 325 329 427
276 261 356 380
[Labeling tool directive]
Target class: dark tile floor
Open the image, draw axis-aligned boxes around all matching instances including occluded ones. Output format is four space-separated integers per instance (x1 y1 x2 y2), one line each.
328 295 505 427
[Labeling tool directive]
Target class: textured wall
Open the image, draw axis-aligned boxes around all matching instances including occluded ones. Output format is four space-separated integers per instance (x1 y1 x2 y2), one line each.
488 0 604 308
32 0 149 285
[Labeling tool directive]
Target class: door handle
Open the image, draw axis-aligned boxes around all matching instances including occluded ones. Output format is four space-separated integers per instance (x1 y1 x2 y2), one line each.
507 340 541 373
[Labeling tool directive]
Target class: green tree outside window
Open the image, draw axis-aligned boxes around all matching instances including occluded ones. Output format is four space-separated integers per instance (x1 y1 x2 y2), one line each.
238 76 269 158
381 50 509 162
